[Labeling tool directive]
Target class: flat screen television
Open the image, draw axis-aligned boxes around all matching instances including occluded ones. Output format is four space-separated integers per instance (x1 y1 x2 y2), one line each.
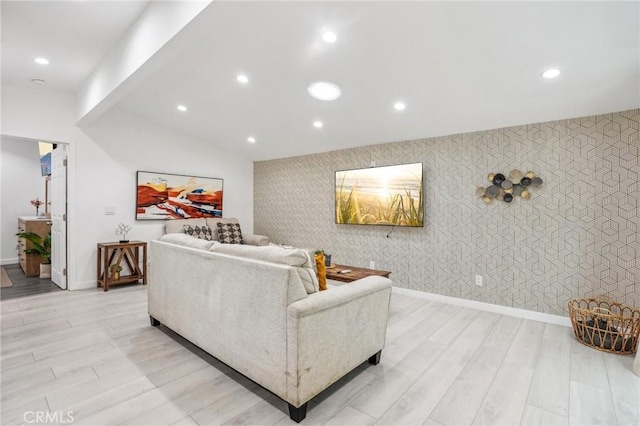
335 162 423 227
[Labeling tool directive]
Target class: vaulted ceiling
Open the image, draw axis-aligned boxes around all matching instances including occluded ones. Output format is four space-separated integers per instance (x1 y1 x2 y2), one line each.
2 1 639 161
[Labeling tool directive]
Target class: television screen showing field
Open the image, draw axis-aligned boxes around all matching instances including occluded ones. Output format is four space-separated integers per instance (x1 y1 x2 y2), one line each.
335 163 423 226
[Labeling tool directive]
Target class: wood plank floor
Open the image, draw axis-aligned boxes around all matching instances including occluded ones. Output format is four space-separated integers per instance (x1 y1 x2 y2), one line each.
1 286 638 425
0 264 62 301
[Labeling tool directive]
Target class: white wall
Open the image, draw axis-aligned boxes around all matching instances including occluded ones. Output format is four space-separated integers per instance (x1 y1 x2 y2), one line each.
1 85 254 289
0 136 47 264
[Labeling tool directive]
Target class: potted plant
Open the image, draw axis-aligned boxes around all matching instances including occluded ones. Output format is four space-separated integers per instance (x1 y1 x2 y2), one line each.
15 231 51 278
109 264 123 281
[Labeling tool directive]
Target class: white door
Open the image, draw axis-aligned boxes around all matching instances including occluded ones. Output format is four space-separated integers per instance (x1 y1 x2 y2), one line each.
51 145 67 289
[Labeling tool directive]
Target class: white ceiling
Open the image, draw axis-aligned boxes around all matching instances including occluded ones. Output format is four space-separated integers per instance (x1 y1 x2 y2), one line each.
1 0 149 91
2 1 639 161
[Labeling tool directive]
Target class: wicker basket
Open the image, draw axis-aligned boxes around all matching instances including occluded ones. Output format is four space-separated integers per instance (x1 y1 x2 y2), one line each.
568 298 640 355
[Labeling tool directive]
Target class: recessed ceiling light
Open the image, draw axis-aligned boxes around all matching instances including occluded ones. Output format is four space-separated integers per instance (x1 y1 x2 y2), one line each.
313 121 323 128
394 102 406 111
248 137 256 143
307 81 341 101
322 31 337 43
542 68 561 79
31 78 46 85
177 105 187 112
34 57 49 65
237 74 249 84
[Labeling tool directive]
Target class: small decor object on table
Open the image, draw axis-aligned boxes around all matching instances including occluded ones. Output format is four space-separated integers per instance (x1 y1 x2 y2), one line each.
30 198 44 216
109 264 122 281
116 223 131 243
314 250 327 291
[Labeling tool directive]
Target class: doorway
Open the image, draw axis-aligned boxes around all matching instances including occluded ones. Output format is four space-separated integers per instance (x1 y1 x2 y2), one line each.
0 136 69 299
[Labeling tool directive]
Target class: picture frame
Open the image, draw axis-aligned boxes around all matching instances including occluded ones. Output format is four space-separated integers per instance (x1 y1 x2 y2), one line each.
136 171 223 220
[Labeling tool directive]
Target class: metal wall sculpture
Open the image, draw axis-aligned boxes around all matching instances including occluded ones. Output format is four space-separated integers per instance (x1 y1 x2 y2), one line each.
477 170 542 204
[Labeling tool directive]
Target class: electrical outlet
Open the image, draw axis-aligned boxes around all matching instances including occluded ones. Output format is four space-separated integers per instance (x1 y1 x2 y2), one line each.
105 206 116 215
475 275 483 287
370 260 375 269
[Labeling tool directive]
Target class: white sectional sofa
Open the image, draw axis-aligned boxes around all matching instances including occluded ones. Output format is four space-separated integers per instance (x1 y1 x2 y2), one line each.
148 234 392 422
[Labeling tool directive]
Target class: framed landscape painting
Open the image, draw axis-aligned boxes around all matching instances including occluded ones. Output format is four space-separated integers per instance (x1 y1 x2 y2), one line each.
136 171 223 220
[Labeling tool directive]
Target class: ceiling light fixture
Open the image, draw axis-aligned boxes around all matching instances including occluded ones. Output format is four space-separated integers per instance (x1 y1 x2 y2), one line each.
322 31 337 43
177 105 187 112
237 74 249 84
542 68 560 79
394 102 406 111
307 81 341 101
34 57 49 65
248 137 256 143
31 78 46 85
313 121 323 128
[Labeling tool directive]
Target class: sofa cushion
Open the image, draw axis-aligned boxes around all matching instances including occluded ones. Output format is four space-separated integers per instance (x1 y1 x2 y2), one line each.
159 233 215 250
243 234 270 246
183 224 214 240
217 222 244 244
206 217 239 231
165 218 207 235
209 243 319 294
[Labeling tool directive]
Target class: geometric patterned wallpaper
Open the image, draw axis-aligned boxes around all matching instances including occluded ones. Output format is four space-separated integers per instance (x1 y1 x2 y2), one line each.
254 109 639 316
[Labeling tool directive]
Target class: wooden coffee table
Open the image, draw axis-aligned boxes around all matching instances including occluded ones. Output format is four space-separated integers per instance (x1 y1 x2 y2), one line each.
325 264 391 283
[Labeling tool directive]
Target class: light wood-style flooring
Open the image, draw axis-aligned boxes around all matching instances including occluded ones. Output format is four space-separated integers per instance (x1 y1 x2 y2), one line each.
1 285 638 425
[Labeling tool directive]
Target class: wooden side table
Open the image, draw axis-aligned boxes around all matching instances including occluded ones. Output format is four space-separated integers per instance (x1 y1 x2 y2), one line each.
325 263 391 283
97 241 147 291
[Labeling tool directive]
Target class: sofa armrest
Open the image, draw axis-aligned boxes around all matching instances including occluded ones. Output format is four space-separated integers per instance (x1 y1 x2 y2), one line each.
288 276 391 318
243 233 269 246
286 276 392 406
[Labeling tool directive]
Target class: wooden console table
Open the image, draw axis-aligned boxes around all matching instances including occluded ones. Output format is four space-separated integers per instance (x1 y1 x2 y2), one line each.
326 263 391 283
97 241 147 291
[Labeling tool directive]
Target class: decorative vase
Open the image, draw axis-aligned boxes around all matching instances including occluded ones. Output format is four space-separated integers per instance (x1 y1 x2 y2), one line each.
325 254 332 267
39 263 51 279
112 271 120 281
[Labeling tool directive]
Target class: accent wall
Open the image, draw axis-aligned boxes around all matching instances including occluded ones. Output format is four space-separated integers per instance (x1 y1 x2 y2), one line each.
254 109 639 316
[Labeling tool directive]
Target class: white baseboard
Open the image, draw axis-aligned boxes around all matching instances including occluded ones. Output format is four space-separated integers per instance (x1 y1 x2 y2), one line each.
392 287 572 327
1 258 18 266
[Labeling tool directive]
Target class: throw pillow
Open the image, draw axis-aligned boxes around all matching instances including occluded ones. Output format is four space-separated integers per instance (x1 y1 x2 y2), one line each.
216 222 244 244
183 224 213 240
314 252 327 291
